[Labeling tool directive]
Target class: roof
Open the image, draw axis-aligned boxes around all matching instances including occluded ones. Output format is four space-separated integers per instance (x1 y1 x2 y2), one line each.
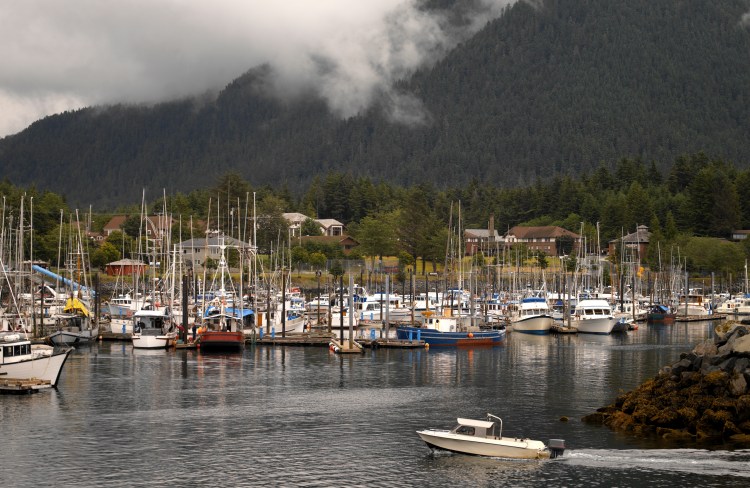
457 418 495 429
103 215 127 231
464 229 500 238
611 225 650 244
178 236 248 248
316 218 344 228
283 212 310 224
106 259 147 266
300 235 359 246
508 226 580 239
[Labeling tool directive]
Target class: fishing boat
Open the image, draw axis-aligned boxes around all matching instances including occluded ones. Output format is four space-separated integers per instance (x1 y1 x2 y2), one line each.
646 304 676 324
510 297 554 335
47 295 99 345
198 301 248 352
396 311 505 346
131 307 177 349
195 234 247 352
570 299 617 334
417 413 565 460
0 332 72 387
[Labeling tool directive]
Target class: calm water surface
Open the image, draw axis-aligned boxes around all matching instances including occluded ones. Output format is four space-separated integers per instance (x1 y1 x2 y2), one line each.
3 322 749 487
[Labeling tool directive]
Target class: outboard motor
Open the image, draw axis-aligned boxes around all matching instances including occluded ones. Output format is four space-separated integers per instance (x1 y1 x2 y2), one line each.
548 439 566 458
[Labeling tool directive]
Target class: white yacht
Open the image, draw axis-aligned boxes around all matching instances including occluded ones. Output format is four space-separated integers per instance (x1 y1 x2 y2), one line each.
571 299 617 334
511 297 554 335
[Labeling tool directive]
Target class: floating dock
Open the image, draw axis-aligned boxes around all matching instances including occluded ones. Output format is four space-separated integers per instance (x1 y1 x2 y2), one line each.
675 314 727 322
0 378 52 394
99 331 132 341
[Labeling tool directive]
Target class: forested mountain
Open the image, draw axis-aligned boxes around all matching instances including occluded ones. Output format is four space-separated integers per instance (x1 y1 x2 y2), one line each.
2 0 750 208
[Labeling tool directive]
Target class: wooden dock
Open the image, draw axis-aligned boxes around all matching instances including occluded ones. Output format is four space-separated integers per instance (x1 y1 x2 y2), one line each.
675 313 727 322
0 377 52 394
369 338 426 349
99 331 132 341
254 333 334 347
329 338 364 354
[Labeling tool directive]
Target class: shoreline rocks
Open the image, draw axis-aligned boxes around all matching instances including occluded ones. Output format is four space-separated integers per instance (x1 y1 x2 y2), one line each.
582 323 750 445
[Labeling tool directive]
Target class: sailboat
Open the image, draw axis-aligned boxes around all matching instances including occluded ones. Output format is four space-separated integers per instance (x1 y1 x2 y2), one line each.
196 232 247 352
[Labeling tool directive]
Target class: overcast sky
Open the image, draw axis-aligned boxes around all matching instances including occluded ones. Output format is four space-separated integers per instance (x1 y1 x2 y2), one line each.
0 0 520 138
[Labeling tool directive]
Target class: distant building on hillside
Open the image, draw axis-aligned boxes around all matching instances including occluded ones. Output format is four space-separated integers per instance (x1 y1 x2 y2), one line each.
299 235 359 255
464 215 501 255
608 225 651 262
102 214 173 239
105 259 148 277
504 226 581 257
178 236 248 269
282 213 345 237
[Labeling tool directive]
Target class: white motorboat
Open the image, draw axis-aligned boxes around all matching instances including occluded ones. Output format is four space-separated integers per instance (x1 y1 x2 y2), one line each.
131 308 177 349
570 299 617 334
511 297 554 335
0 332 72 387
417 413 565 460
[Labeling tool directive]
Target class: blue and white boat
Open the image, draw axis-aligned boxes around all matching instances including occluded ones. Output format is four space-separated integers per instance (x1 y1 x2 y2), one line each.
511 297 554 335
396 312 505 346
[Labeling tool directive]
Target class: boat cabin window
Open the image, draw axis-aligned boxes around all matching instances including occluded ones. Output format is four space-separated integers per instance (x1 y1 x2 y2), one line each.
4 344 29 357
454 425 475 436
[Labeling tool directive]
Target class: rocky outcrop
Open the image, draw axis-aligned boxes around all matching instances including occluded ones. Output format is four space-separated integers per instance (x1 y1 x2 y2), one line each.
582 323 750 444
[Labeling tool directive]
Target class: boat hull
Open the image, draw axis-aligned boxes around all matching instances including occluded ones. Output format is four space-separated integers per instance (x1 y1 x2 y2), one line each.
0 347 72 387
48 327 99 346
132 332 176 349
511 316 553 335
573 317 616 334
198 331 244 352
417 430 549 459
396 326 504 346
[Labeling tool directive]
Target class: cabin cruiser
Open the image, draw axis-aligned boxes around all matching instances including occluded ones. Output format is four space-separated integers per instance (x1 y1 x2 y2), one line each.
0 331 72 387
131 307 177 349
570 299 617 334
511 297 554 334
417 413 565 460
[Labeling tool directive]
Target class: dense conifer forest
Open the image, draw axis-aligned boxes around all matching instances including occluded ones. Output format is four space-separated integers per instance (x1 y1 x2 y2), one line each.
2 153 750 286
1 0 749 208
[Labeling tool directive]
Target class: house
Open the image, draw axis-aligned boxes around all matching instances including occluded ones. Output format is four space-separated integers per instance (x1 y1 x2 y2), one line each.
505 226 581 257
299 235 359 255
465 216 501 255
731 230 750 241
178 235 249 269
283 213 310 237
102 214 174 240
105 259 148 277
608 225 651 261
316 219 344 236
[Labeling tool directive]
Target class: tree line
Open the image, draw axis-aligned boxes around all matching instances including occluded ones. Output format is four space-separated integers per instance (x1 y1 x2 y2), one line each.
3 151 750 287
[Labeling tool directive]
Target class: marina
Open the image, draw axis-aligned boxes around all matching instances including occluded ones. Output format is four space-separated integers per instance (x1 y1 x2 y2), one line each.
3 320 749 487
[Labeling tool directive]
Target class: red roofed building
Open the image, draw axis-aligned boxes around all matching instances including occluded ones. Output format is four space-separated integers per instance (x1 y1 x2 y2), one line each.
504 226 581 257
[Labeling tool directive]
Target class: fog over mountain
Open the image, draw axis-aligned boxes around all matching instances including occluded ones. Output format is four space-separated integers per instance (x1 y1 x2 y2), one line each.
0 0 516 137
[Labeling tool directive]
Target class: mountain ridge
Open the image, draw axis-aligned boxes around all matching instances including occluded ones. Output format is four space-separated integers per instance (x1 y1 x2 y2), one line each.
2 0 749 208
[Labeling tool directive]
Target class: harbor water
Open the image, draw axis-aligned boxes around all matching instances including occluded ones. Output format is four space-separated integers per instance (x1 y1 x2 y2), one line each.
3 322 749 487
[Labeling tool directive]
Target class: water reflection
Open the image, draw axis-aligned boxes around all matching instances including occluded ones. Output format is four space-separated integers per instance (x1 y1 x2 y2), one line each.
1 320 733 487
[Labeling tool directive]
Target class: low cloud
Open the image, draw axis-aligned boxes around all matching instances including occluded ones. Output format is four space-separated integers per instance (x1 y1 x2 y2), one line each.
0 1 517 137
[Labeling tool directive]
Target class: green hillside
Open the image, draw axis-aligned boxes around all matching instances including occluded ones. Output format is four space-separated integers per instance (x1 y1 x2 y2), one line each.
1 0 749 208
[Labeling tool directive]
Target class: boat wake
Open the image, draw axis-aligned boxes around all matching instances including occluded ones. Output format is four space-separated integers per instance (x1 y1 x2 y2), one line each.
561 449 750 478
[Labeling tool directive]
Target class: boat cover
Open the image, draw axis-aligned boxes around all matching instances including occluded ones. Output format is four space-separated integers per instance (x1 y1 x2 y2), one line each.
457 418 495 429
